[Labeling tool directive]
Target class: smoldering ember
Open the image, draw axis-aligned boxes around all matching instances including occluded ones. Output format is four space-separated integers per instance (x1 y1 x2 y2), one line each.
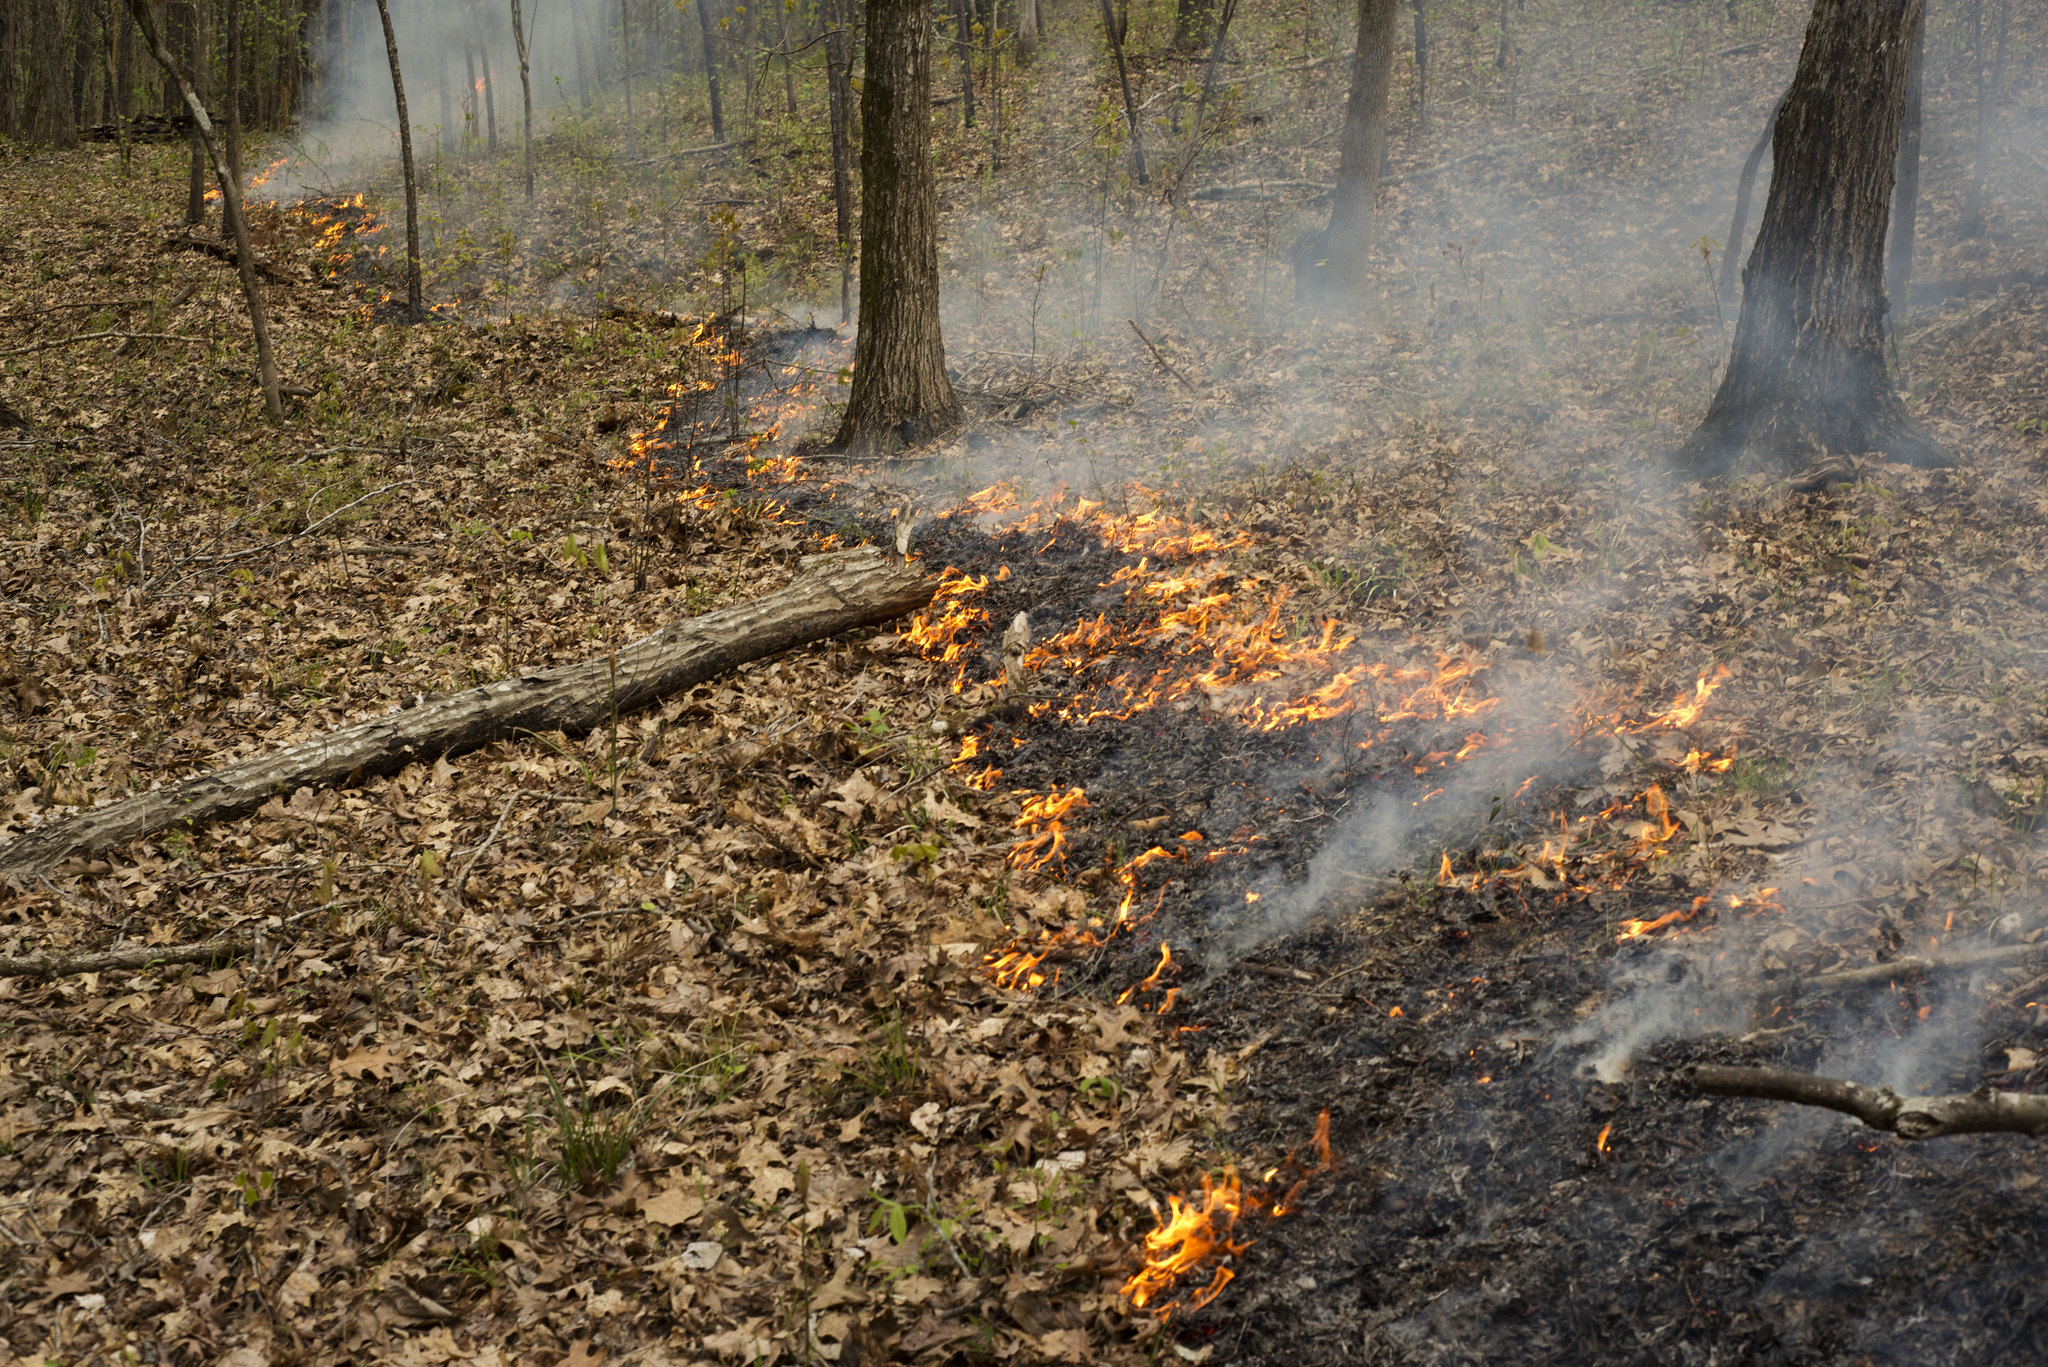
1 0 2047 1362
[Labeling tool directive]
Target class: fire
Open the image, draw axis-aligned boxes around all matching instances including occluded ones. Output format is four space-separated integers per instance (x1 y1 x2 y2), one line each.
1008 786 1090 871
1641 664 1732 731
1596 1122 1613 1154
1124 1110 1336 1319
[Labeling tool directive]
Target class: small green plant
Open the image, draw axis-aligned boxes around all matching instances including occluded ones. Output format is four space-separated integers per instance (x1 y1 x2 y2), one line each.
845 1008 919 1098
890 840 940 872
544 1068 644 1191
233 1169 276 1208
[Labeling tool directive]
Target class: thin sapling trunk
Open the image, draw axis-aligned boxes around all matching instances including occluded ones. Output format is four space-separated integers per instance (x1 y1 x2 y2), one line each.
122 0 281 421
373 0 425 319
510 0 534 199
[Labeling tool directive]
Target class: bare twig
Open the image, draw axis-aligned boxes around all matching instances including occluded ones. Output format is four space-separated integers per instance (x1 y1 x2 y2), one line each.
0 331 207 357
1126 319 1199 393
1692 1064 2048 1140
0 936 250 981
151 480 420 586
1792 941 2048 994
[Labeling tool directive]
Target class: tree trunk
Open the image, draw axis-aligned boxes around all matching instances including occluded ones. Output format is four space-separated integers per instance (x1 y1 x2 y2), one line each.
29 0 79 146
1961 0 2007 238
1410 0 1425 131
1173 0 1212 52
121 0 281 422
464 49 479 155
481 38 500 154
1098 0 1146 183
695 0 724 141
776 0 797 117
0 0 20 136
437 47 453 162
0 551 934 880
619 0 634 157
372 0 425 319
183 0 210 225
224 0 241 188
1014 0 1038 63
1676 0 1939 479
834 0 962 456
954 0 974 128
1717 88 1785 308
824 0 855 323
510 0 535 199
114 1 133 118
572 0 595 109
71 0 95 127
1298 0 1398 301
1886 18 1922 327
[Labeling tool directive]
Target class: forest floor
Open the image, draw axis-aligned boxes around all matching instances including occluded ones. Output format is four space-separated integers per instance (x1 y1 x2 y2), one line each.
1 1 2048 1364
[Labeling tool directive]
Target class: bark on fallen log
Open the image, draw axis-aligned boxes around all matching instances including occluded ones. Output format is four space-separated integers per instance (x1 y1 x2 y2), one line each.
1691 1064 2048 1139
0 936 249 980
0 548 932 880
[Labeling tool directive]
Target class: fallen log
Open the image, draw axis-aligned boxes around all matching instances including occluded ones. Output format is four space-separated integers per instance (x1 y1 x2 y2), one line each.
0 547 932 880
1691 1064 2048 1140
0 936 249 980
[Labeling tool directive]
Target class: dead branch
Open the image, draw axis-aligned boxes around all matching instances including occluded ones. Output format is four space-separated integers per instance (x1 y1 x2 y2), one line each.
0 548 932 880
1793 940 2048 994
1691 1064 2048 1140
0 331 207 357
0 936 249 980
1127 320 1199 393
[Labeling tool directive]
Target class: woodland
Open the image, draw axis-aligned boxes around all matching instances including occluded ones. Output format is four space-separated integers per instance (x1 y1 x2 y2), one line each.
0 0 2045 1362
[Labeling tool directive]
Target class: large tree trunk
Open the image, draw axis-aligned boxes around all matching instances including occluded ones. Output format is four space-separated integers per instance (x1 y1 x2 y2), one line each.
1173 0 1212 52
0 551 933 882
1886 18 1923 326
1298 0 1399 301
372 0 424 319
28 0 78 146
833 0 961 456
1014 0 1038 63
1677 0 1938 479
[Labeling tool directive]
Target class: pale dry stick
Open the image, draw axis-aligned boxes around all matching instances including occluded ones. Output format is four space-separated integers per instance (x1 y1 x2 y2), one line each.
1126 319 1199 394
0 299 151 322
1692 1064 2048 1140
150 480 420 589
451 794 520 904
0 936 250 980
0 331 207 357
1789 940 2048 996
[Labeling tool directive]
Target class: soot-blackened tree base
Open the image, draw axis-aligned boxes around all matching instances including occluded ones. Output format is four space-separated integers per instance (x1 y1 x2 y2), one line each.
833 0 962 459
1678 0 1942 482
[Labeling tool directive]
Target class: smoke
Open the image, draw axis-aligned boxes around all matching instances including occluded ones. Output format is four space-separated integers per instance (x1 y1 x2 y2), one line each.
261 0 631 203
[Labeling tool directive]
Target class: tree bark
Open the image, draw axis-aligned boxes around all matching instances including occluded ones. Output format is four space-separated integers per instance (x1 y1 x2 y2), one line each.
372 0 425 319
954 0 975 129
619 0 634 157
29 0 79 146
1677 0 1938 479
122 0 281 422
1098 0 1146 184
183 0 210 225
1717 88 1785 308
1692 1065 2048 1141
480 35 500 154
823 0 856 324
695 0 724 141
510 0 535 199
1014 0 1038 63
0 550 933 881
1298 0 1398 301
833 0 961 456
1886 18 1922 326
224 0 241 188
1173 0 1212 52
1960 0 2007 238
572 0 595 109
1410 0 1426 131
